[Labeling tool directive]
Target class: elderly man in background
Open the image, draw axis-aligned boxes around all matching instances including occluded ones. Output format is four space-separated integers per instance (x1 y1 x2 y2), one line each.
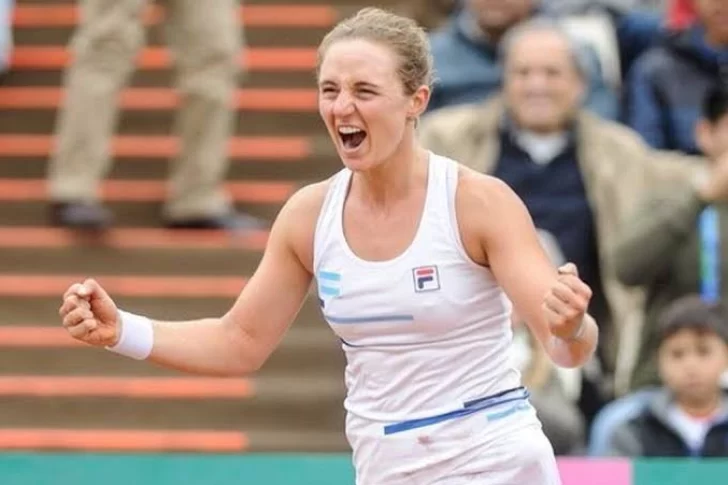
427 0 619 119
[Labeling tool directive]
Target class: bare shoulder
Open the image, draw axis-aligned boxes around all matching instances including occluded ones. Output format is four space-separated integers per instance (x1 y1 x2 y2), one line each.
456 165 518 213
278 179 330 223
271 179 332 273
454 165 532 264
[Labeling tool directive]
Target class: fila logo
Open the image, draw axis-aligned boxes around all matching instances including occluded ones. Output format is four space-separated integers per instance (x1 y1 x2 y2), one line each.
413 265 440 292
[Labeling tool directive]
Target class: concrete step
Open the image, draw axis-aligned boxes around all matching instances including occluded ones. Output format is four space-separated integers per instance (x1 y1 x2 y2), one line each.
0 247 262 276
0 133 334 161
0 201 286 227
0 313 343 379
0 373 345 430
1 69 319 89
0 426 348 452
0 155 339 181
16 0 400 6
0 109 324 137
0 292 327 321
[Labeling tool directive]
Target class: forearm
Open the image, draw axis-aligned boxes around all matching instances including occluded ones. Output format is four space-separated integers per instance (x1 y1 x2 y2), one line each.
114 313 257 377
546 314 599 369
149 317 256 376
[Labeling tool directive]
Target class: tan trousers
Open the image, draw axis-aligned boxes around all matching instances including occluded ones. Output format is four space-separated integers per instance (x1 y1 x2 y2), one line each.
48 0 241 220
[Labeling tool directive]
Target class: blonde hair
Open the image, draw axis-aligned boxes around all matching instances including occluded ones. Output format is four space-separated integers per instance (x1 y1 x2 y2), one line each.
317 8 434 95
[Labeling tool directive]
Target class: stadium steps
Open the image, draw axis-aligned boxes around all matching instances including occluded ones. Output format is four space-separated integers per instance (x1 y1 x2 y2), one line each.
0 0 408 453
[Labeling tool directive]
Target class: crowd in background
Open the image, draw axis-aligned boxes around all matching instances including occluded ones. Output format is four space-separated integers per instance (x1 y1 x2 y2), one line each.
2 0 728 460
416 0 728 459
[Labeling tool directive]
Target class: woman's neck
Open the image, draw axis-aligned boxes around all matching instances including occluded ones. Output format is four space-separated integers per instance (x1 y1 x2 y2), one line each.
352 137 428 209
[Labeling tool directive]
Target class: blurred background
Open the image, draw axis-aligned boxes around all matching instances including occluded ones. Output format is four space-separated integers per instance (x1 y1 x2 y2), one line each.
0 0 727 483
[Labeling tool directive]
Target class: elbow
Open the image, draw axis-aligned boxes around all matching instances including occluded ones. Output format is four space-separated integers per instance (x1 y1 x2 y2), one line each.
226 358 260 378
222 319 267 376
232 338 267 376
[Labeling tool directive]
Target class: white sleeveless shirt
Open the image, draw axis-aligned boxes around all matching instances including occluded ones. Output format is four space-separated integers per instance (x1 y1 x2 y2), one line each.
313 152 522 430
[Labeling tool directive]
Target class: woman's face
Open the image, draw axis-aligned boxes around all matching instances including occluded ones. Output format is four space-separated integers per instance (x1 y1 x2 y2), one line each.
318 38 428 172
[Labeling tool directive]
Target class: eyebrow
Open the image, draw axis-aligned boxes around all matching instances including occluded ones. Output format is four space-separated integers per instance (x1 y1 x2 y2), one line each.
354 81 379 89
317 80 380 89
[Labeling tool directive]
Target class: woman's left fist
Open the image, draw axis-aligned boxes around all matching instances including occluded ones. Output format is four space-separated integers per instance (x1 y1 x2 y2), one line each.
542 263 592 340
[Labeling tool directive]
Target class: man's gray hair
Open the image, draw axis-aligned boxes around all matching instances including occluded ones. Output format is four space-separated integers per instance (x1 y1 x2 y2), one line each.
498 16 593 80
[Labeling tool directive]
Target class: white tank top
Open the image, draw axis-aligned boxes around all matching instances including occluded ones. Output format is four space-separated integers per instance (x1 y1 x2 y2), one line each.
313 152 521 427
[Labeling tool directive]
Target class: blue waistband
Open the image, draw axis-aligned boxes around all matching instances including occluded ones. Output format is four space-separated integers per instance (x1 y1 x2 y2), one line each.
383 386 530 435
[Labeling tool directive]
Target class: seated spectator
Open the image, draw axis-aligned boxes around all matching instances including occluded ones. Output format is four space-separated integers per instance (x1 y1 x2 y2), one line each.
588 386 660 456
548 2 685 100
624 0 728 154
614 83 727 390
607 295 728 457
427 0 618 119
419 17 696 423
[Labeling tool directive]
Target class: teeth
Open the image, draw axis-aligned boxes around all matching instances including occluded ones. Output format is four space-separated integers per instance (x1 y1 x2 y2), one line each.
338 126 363 135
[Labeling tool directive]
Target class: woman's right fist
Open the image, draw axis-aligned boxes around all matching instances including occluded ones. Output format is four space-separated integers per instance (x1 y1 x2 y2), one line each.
59 278 120 347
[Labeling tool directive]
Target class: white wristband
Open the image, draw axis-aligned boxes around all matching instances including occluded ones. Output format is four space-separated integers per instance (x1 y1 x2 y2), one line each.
106 310 154 360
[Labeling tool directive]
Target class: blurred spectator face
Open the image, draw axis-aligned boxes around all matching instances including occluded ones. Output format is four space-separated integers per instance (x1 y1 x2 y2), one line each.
465 0 534 38
695 0 728 45
697 111 728 160
658 329 728 407
504 29 585 133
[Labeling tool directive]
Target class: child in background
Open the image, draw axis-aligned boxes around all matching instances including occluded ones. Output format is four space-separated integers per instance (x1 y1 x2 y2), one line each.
608 295 728 456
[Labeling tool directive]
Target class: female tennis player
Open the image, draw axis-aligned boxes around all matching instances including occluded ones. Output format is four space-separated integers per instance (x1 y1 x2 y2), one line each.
59 8 597 484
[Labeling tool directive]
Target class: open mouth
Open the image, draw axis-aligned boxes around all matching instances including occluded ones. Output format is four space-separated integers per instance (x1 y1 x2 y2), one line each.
338 126 367 150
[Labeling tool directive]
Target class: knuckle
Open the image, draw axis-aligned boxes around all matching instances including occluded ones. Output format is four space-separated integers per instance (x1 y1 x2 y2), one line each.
70 324 88 338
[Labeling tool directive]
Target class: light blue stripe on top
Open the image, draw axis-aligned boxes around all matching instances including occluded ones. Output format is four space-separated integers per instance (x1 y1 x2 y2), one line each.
318 271 341 282
325 314 414 324
319 285 340 296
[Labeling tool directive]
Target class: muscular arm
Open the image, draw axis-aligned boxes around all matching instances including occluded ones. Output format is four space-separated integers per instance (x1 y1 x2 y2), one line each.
457 170 598 368
145 183 326 376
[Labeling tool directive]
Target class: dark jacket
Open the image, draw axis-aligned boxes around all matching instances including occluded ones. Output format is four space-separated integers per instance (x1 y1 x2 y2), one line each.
609 390 728 457
625 25 728 154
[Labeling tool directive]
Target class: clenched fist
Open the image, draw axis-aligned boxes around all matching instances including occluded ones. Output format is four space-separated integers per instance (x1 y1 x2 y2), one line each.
59 278 120 347
542 263 592 341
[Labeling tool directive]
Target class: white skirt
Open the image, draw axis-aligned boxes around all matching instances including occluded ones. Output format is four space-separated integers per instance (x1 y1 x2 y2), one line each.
346 399 561 485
